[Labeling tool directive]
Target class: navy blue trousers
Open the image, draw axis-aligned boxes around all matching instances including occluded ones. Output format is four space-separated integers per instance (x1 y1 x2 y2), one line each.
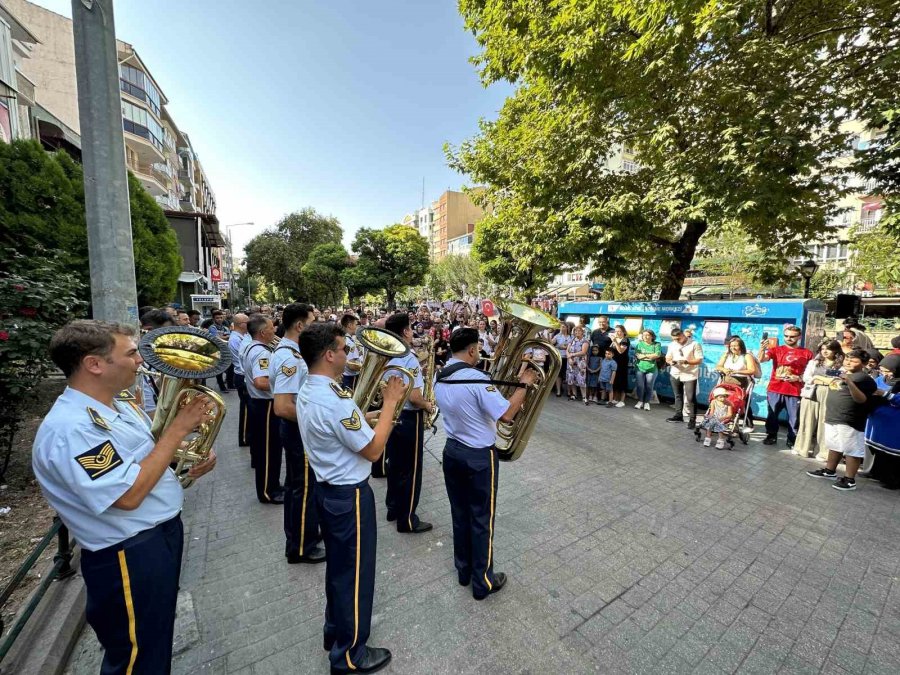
385 408 424 531
81 515 183 675
280 419 322 557
248 397 283 502
442 439 499 598
318 480 377 673
765 392 801 443
233 373 250 447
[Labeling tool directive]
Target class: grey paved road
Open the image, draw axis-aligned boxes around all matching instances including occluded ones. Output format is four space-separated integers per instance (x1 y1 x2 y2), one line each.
65 394 900 674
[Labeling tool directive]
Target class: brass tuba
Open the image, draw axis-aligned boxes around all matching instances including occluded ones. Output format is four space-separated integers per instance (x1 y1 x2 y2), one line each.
416 334 439 429
138 326 229 488
352 326 414 426
486 300 561 461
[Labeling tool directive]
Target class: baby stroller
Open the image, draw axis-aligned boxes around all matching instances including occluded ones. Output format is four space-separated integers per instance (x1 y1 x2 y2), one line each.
693 374 755 448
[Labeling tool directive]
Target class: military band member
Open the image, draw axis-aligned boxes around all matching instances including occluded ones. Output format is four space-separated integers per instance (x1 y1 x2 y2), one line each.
32 320 216 674
434 327 536 600
135 309 173 417
271 303 325 564
229 313 251 447
340 313 361 391
241 314 284 504
297 323 402 675
382 313 436 533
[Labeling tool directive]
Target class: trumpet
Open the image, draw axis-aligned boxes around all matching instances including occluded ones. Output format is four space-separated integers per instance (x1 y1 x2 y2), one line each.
352 326 414 426
137 326 230 488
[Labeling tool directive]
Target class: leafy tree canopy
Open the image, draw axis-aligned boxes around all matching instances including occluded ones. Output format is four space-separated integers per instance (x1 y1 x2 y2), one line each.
426 253 491 299
244 207 343 300
0 139 182 307
451 0 900 298
351 225 430 309
301 242 352 307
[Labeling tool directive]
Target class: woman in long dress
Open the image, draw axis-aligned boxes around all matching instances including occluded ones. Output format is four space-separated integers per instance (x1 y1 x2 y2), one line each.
566 325 590 404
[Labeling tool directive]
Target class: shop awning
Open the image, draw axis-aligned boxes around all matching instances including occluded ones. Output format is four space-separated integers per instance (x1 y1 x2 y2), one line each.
861 201 883 212
178 272 209 285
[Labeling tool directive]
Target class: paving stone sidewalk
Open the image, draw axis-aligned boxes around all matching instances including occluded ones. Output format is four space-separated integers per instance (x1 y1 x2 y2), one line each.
65 394 900 674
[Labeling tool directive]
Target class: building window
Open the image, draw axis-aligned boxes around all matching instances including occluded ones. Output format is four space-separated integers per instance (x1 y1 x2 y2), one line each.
119 64 161 117
121 100 165 152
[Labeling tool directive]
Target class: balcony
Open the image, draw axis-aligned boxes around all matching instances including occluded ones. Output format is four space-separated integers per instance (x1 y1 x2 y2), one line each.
125 156 167 195
151 162 173 180
154 194 179 210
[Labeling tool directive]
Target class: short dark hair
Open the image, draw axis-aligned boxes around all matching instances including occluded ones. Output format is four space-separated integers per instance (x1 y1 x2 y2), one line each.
450 327 479 353
247 313 270 338
139 305 155 317
891 335 900 350
50 320 135 378
212 309 224 318
187 309 201 318
385 312 410 336
605 348 615 356
141 309 174 329
282 303 312 331
299 322 345 367
846 349 869 363
670 328 683 338
340 313 358 329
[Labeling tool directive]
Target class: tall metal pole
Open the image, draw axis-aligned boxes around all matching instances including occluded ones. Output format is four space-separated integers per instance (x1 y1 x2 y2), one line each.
72 0 138 323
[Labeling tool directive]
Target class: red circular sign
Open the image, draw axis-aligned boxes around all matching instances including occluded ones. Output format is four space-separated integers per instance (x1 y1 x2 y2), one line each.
210 267 222 282
482 300 495 317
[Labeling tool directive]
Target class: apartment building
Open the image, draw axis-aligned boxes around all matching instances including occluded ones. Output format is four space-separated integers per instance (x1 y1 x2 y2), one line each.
402 190 485 262
4 0 223 303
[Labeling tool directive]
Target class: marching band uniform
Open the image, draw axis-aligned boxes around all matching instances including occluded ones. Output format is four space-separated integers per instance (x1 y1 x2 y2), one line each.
434 358 508 599
341 333 360 391
229 330 251 447
33 387 184 674
271 336 323 562
382 351 426 531
296 375 379 673
241 338 284 503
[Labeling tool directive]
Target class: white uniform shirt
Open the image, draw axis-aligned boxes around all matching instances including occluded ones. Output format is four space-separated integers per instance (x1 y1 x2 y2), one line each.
384 351 424 411
296 375 375 485
242 340 273 399
271 337 308 398
32 387 183 551
229 331 248 376
343 334 361 377
434 358 509 448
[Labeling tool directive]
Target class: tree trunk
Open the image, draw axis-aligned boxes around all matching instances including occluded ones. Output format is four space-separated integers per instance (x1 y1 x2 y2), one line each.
386 289 396 311
658 220 708 300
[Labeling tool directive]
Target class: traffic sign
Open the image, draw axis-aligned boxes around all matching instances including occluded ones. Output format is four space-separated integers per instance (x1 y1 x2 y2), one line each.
210 267 222 282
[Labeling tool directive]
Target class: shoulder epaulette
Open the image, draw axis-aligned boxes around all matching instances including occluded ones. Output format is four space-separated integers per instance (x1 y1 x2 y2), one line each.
114 389 136 401
329 381 353 399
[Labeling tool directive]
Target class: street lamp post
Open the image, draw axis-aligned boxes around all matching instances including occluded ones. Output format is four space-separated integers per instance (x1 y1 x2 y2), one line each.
799 259 819 299
224 222 255 309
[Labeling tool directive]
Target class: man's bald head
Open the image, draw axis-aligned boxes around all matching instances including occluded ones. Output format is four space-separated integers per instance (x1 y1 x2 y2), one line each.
233 313 250 334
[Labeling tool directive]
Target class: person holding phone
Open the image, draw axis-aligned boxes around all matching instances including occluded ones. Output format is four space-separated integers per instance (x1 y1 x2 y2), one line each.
795 341 844 459
758 325 814 448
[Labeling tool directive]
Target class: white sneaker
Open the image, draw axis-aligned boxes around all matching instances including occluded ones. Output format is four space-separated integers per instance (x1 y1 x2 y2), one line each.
643 402 651 411
634 402 643 409
715 439 726 449
615 401 625 408
703 437 711 447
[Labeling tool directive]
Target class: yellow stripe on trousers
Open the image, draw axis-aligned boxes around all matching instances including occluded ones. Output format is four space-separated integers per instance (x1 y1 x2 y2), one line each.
263 400 272 500
117 550 139 675
345 489 361 671
408 412 420 531
483 451 496 591
241 403 248 442
299 454 309 552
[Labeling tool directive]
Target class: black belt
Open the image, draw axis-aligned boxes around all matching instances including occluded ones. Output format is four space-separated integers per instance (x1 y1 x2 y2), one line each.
446 437 494 452
319 478 369 490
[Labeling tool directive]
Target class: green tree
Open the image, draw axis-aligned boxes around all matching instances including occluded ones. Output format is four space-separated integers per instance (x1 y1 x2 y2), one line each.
244 208 343 300
848 223 900 290
351 225 429 310
0 139 181 307
301 242 351 307
690 227 792 298
342 262 381 306
450 1 899 299
805 263 850 302
854 107 900 238
426 253 491 299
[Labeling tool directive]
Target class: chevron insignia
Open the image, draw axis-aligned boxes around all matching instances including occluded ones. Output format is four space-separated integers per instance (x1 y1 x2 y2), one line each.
340 410 362 431
75 441 123 480
281 365 297 377
485 385 498 392
86 407 112 431
258 358 269 369
330 382 352 399
114 389 136 401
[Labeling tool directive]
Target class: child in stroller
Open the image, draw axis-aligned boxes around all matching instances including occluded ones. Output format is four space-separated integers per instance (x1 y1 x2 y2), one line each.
695 377 755 448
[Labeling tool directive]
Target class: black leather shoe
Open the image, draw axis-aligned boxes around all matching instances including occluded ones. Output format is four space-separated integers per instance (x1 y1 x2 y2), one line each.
330 646 391 674
762 436 777 446
686 420 696 430
666 415 685 423
261 493 285 505
474 572 507 600
386 511 396 522
399 521 433 534
786 439 795 449
287 546 326 564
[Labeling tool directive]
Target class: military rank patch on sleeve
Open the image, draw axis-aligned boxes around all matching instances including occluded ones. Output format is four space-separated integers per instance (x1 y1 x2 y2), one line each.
329 382 352 399
281 365 297 377
340 410 362 431
75 441 123 480
485 385 498 393
259 358 269 369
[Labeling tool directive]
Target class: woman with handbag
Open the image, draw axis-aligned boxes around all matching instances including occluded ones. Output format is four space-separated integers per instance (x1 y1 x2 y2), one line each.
794 340 844 459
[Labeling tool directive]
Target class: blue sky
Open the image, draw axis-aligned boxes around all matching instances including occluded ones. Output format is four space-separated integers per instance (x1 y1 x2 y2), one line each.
29 0 511 255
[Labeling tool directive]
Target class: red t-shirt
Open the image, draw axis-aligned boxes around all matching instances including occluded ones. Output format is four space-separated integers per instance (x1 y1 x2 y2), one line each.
765 345 814 397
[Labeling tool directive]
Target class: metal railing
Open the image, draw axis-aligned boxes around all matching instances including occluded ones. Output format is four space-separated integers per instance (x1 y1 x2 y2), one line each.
0 516 76 665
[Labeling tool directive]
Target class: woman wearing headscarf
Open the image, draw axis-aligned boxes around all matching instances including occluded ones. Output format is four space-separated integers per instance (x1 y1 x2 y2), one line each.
865 354 900 489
